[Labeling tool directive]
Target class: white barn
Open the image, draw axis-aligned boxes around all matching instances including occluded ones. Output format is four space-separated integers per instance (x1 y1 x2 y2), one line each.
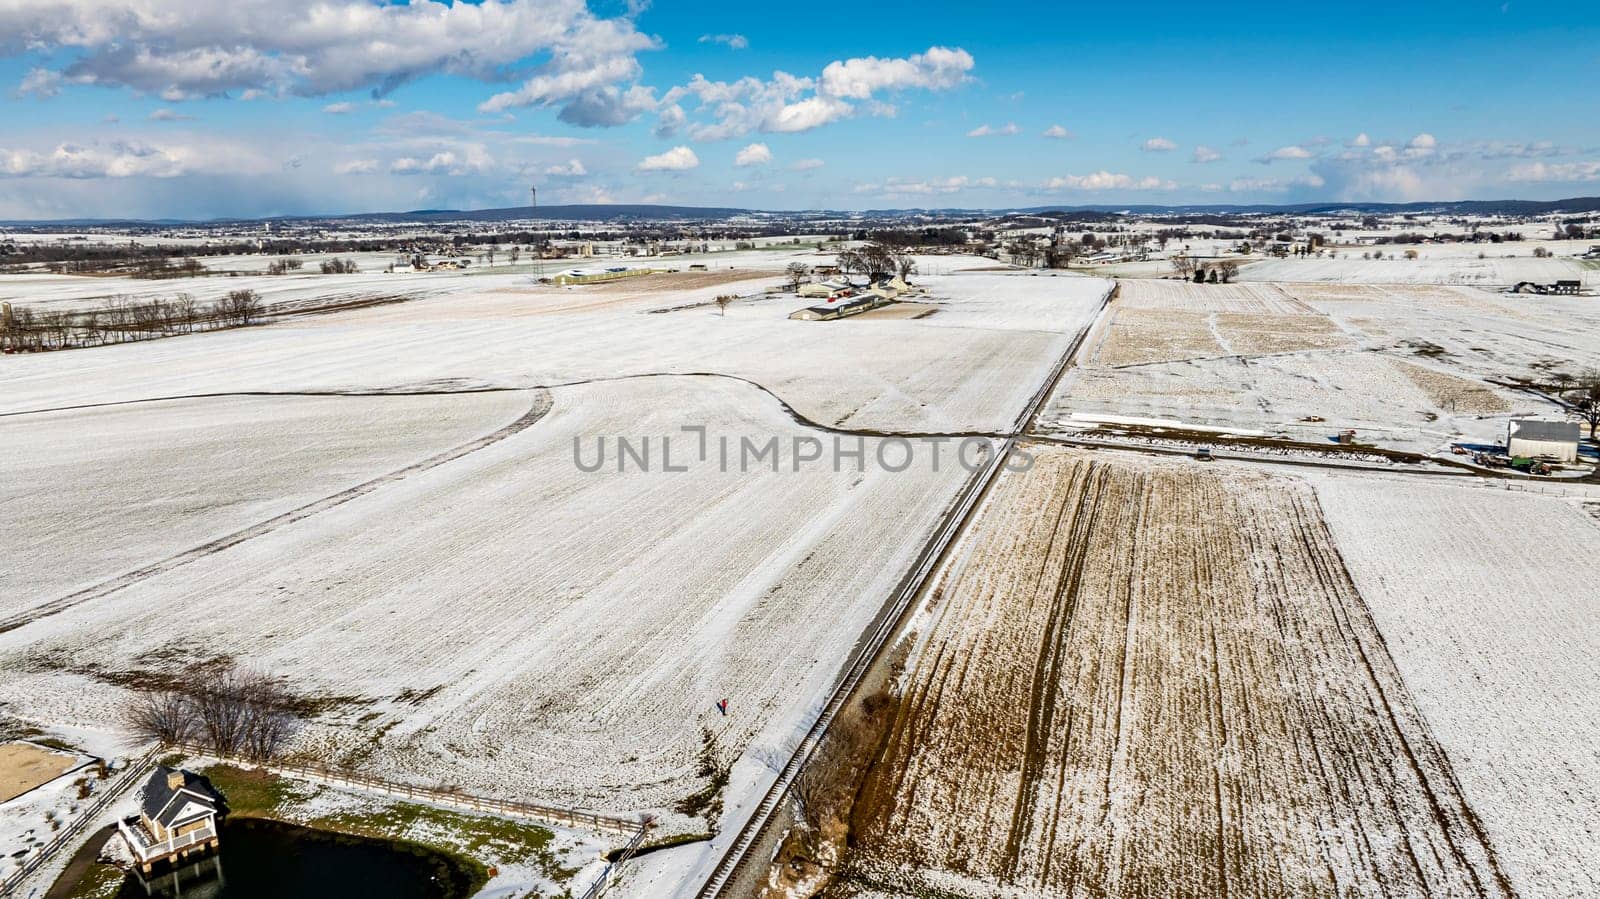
1507 419 1580 463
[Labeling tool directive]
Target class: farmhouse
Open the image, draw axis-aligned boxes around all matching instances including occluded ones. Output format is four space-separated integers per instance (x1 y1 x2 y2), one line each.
1510 280 1583 296
117 767 224 872
1507 419 1580 463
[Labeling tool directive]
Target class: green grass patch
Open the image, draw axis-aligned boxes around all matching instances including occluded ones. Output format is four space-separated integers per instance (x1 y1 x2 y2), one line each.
59 860 125 899
202 764 314 817
197 764 577 888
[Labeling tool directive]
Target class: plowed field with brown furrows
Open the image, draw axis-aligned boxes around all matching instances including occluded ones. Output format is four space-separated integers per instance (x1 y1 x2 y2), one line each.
841 448 1512 899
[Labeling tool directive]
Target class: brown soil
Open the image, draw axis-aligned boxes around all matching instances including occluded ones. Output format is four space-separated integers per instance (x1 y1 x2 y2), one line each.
841 449 1511 898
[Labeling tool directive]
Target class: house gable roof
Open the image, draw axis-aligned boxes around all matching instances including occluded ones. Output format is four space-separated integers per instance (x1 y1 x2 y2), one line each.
140 767 221 827
1510 419 1580 443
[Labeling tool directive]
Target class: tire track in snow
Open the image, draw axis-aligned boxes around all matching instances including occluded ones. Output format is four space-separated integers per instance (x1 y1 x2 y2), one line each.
1 372 1013 439
0 388 553 635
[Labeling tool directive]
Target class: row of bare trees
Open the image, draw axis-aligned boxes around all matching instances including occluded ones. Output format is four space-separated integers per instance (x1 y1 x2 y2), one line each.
836 243 916 283
128 664 299 763
1 290 263 352
1171 256 1241 283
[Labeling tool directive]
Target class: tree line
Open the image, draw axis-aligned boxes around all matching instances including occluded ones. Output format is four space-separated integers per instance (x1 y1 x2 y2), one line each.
127 663 299 762
1 289 263 352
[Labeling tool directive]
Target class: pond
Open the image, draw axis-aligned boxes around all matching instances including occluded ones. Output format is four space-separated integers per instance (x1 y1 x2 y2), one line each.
112 818 476 899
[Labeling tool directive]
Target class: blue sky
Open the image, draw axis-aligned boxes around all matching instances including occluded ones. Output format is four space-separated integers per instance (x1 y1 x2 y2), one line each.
0 0 1596 219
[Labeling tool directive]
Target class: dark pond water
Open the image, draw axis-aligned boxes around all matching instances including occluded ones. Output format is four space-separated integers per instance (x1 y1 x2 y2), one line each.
115 818 475 899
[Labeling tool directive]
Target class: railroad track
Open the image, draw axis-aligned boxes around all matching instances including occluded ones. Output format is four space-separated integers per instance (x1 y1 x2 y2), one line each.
691 282 1113 898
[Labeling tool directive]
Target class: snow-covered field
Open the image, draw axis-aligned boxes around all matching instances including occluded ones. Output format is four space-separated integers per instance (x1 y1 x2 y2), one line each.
1314 475 1600 898
0 376 969 814
3 272 1110 434
1240 252 1597 288
1042 279 1597 455
0 263 1109 896
0 391 529 614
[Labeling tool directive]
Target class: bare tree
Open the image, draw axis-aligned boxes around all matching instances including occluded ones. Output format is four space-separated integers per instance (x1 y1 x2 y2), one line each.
714 294 735 317
220 289 264 326
127 689 195 745
1566 369 1600 440
893 249 916 281
1171 255 1198 280
175 663 299 761
1216 260 1240 283
785 262 811 291
173 293 199 332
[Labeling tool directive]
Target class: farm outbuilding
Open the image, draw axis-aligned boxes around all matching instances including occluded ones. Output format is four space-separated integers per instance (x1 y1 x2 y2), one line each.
1507 419 1580 463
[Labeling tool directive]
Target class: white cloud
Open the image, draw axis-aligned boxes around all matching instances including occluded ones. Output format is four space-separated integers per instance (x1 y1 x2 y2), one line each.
335 159 379 175
790 157 824 171
16 67 62 98
543 158 587 176
1404 132 1438 159
655 45 973 142
1349 132 1371 147
966 123 1019 137
147 108 195 122
818 46 973 100
389 146 492 176
1141 137 1177 152
5 0 659 116
1041 124 1074 140
322 102 354 115
698 33 749 50
1258 144 1314 163
1505 161 1600 183
856 175 977 196
734 142 772 166
1229 174 1325 193
636 145 699 172
1046 171 1176 191
766 95 853 133
1191 145 1222 164
0 141 194 178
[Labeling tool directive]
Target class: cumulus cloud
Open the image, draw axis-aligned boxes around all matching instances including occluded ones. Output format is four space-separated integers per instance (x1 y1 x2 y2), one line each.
1045 171 1176 191
1258 144 1314 163
1042 124 1074 139
16 67 62 98
1229 174 1325 193
0 141 194 178
966 123 1019 137
389 146 492 176
657 46 974 142
1404 132 1438 159
322 102 354 115
766 95 852 133
698 33 749 50
1505 161 1600 183
335 159 379 175
147 108 195 121
543 158 587 176
818 46 973 100
1349 132 1371 147
1191 145 1222 164
636 145 699 172
4 0 659 113
790 157 824 171
855 175 983 196
734 142 772 166
1141 137 1177 152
